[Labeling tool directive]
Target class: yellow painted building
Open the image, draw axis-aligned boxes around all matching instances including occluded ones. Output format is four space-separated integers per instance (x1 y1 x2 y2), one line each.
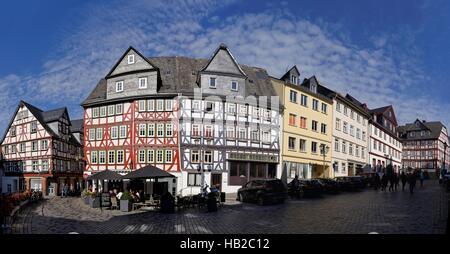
271 66 333 180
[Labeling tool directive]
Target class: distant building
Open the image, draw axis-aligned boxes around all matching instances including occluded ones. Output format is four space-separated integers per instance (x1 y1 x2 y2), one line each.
398 119 449 175
0 101 84 195
368 106 403 172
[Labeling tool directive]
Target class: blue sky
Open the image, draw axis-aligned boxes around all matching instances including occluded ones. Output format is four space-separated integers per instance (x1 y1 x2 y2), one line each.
1 0 449 134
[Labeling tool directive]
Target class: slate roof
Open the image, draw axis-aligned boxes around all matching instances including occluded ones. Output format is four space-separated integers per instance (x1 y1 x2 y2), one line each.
88 169 123 180
82 56 279 107
122 164 176 179
398 120 446 141
369 106 391 115
70 119 84 133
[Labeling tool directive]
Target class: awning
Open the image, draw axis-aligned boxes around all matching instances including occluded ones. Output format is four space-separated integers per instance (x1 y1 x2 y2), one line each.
121 164 176 179
87 170 123 181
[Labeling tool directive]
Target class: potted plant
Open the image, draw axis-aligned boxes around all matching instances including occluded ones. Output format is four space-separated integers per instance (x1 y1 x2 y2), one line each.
81 189 91 205
120 191 133 212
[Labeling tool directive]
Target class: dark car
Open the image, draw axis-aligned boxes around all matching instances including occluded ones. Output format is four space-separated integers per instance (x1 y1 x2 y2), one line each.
237 179 288 205
357 173 377 188
288 179 323 198
315 178 340 193
334 176 366 190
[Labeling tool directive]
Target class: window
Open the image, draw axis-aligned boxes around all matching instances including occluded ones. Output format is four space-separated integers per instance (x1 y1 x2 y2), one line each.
165 150 173 163
92 108 99 118
262 131 270 143
299 139 306 152
192 100 200 111
301 95 308 107
111 126 118 139
356 146 360 157
154 100 163 111
351 110 355 119
100 106 107 117
191 150 200 163
10 144 16 153
99 151 106 164
166 123 173 137
321 123 327 134
32 161 39 171
42 160 49 171
238 128 246 140
30 121 37 133
227 103 236 114
165 99 173 111
31 141 38 151
312 120 318 132
192 124 200 137
204 151 212 164
312 99 319 110
357 114 361 123
206 102 214 112
41 140 48 150
116 81 124 92
342 141 347 154
108 150 115 164
127 54 135 64
291 75 297 84
349 144 353 156
10 126 16 137
321 103 327 114
188 173 202 186
231 81 238 91
350 125 354 136
138 77 147 89
250 129 259 141
91 151 98 164
335 118 341 130
361 148 365 159
356 128 361 139
289 113 297 126
107 105 115 116
147 150 154 163
290 90 297 103
119 125 127 138
300 117 307 129
138 100 146 112
116 104 123 115
344 107 348 116
157 123 164 137
226 126 235 139
139 124 146 137
138 150 146 163
209 77 216 88
288 137 296 150
204 125 213 138
311 142 317 153
117 150 124 164
156 150 164 163
343 122 348 134
336 102 341 112
335 139 340 152
362 131 366 141
96 128 103 140
89 129 95 141
239 105 247 115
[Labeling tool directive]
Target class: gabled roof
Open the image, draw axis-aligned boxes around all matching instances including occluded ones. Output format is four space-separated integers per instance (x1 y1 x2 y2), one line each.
82 56 278 106
398 120 446 141
280 65 300 82
70 119 84 133
41 107 69 123
105 46 158 78
122 164 176 179
199 43 247 77
369 105 392 115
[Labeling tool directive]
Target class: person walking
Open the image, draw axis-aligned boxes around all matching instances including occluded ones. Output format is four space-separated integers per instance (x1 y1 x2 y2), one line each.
394 173 399 191
408 172 417 194
381 174 388 191
374 173 381 190
400 171 407 191
388 174 395 192
419 170 425 187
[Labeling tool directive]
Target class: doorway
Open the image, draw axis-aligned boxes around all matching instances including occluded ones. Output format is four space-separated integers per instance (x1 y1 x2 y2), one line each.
211 174 222 191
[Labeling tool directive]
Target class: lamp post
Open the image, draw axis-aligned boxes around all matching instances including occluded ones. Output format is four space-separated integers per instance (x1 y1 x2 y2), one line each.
321 144 329 178
443 141 447 177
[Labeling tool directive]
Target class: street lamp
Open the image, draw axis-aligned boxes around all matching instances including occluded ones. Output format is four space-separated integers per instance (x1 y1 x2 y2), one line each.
443 141 447 176
320 144 330 178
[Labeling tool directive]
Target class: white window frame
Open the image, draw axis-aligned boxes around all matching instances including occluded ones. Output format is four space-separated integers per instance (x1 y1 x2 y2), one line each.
108 105 115 116
41 140 48 150
116 81 124 92
231 81 238 91
209 77 217 88
147 123 155 137
138 150 146 163
138 77 148 89
157 123 164 137
165 150 173 163
156 150 164 163
119 125 127 138
96 128 103 140
100 106 107 117
139 124 146 137
147 150 154 163
108 150 115 164
115 104 123 115
111 126 118 139
138 100 146 112
166 123 173 137
91 151 98 164
117 150 124 164
127 54 135 64
89 129 95 141
165 99 173 111
147 100 155 111
99 151 106 164
156 100 164 111
92 107 99 118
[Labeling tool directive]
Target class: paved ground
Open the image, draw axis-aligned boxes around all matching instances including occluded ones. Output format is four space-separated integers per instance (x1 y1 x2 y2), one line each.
11 180 449 234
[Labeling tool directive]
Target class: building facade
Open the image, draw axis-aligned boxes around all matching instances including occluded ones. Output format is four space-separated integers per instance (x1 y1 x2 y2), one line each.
271 67 333 181
398 119 449 174
331 94 371 177
368 106 402 172
0 101 84 195
82 45 280 195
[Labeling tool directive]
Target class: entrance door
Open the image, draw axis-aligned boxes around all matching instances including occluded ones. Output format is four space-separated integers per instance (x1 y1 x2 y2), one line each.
211 174 222 191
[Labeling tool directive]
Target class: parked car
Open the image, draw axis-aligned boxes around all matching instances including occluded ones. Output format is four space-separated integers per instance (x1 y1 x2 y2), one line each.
315 178 340 193
288 179 323 198
237 179 288 205
334 176 366 190
357 173 377 188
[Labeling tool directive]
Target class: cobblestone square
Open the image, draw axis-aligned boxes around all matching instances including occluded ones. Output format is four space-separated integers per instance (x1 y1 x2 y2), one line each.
12 180 449 234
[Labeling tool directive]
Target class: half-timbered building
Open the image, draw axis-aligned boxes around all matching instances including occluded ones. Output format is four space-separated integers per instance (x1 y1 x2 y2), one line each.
0 101 84 196
82 44 280 195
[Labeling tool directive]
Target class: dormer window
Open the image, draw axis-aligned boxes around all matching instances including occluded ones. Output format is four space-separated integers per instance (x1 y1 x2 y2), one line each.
209 77 217 88
138 77 147 89
231 81 238 91
291 75 297 85
116 81 124 92
127 54 135 64
310 83 317 93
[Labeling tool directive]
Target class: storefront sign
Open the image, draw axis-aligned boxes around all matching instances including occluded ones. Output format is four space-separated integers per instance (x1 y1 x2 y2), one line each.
228 153 279 163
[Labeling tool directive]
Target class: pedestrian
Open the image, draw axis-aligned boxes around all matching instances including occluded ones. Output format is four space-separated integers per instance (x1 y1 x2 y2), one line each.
419 170 425 187
388 174 395 192
374 173 381 190
401 171 407 191
408 172 417 194
394 173 399 191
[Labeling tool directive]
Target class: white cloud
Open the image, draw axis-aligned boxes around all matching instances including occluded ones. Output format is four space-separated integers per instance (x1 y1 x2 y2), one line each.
0 0 449 136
